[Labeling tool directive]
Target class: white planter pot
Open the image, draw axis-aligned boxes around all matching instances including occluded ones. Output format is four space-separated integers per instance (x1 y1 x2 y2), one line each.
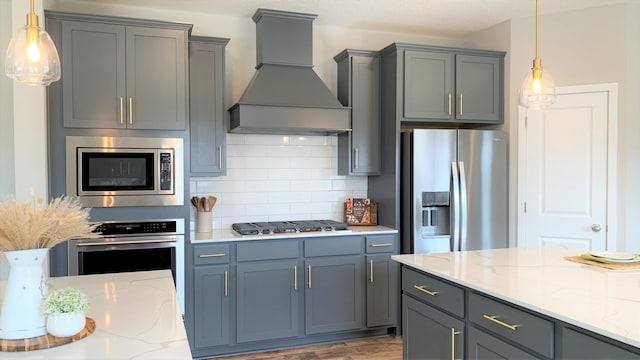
46 312 86 338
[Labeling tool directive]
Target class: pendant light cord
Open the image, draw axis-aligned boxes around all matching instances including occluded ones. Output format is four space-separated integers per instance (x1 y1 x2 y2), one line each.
535 0 539 60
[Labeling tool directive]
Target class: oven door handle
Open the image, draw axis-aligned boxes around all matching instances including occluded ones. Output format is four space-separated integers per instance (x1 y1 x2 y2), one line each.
76 237 178 246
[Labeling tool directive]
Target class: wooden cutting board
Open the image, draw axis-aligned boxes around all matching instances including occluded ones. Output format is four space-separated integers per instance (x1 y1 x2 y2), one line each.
564 256 640 270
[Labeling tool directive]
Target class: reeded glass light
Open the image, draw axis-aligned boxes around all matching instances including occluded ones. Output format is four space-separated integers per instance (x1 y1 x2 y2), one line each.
5 0 61 86
518 0 555 109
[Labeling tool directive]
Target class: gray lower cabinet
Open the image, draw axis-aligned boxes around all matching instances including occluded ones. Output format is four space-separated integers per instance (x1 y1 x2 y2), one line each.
193 265 230 348
365 234 398 328
192 244 231 349
334 50 380 175
467 326 537 360
236 260 299 342
561 327 639 360
189 36 229 176
402 294 464 360
304 255 363 334
401 265 640 359
47 11 189 130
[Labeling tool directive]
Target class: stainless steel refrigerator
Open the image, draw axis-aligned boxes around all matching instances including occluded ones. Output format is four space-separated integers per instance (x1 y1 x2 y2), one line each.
401 129 507 254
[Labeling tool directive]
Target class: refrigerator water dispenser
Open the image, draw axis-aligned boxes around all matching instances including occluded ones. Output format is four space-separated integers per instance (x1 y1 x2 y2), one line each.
421 192 450 236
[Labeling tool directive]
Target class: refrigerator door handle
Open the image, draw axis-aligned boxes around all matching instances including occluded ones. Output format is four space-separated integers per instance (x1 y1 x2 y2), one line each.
451 162 460 252
458 161 468 251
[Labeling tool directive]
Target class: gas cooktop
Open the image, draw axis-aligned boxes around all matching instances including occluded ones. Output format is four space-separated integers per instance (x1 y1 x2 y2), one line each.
232 220 348 236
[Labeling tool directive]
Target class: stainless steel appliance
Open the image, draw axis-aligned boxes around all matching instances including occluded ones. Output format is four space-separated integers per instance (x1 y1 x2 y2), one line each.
401 129 507 254
232 220 349 236
67 218 185 313
66 136 184 207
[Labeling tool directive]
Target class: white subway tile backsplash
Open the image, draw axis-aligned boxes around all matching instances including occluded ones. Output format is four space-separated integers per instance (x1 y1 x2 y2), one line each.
190 134 368 230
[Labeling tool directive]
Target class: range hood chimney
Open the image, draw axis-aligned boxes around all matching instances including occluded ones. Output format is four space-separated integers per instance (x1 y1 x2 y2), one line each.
228 9 351 135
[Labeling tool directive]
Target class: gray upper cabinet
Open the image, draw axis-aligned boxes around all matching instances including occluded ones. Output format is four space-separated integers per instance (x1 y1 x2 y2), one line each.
189 37 229 176
334 50 381 176
398 45 504 124
56 13 189 130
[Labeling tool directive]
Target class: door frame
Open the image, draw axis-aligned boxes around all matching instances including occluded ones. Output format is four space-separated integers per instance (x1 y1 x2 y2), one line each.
516 83 618 250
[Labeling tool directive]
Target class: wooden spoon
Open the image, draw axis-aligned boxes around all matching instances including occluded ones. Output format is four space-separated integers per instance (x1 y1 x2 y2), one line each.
200 197 207 212
208 196 217 211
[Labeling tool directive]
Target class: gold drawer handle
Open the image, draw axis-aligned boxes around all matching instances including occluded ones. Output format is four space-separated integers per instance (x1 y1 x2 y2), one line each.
483 315 519 331
199 253 226 258
370 243 393 247
413 285 439 296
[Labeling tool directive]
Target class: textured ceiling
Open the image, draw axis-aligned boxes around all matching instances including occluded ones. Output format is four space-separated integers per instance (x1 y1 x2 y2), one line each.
63 0 630 37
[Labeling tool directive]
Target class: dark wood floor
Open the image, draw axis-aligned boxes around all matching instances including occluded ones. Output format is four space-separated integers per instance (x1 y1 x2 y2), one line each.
210 336 402 360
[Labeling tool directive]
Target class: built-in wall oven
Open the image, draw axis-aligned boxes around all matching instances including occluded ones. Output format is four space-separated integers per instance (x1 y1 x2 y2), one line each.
67 218 185 313
66 136 184 207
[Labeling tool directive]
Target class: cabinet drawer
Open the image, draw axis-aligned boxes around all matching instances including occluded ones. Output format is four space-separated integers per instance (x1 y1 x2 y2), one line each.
237 240 299 261
468 292 554 358
304 236 362 257
402 267 464 318
365 235 396 253
194 244 230 265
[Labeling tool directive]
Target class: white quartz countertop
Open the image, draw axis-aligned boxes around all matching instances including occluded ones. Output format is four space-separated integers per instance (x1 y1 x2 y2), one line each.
392 246 640 349
0 270 191 359
191 225 397 244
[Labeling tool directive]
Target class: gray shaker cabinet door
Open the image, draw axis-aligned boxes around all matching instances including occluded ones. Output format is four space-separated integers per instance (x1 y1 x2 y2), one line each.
336 51 380 176
402 294 464 360
467 326 537 360
403 50 453 121
126 26 187 130
236 260 299 343
61 21 126 129
193 265 230 348
366 254 396 327
455 54 501 122
304 256 363 335
189 39 228 176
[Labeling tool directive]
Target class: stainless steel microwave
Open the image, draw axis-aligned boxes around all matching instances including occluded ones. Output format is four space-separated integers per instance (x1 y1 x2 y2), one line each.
66 136 184 207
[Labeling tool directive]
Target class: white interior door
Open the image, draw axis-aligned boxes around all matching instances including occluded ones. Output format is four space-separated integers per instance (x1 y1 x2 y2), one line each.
519 85 617 251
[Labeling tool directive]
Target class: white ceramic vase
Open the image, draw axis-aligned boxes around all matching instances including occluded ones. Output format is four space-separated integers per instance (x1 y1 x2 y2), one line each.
46 312 86 337
0 248 49 339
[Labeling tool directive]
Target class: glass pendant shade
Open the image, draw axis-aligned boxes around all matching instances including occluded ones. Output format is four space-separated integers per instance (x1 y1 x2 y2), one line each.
5 18 61 86
518 61 556 110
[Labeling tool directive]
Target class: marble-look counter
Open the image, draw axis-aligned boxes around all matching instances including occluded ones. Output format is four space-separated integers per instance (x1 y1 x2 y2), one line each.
191 225 397 244
392 246 640 349
0 270 191 359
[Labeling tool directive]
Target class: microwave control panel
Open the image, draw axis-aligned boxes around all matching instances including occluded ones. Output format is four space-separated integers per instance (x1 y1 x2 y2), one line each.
159 152 172 190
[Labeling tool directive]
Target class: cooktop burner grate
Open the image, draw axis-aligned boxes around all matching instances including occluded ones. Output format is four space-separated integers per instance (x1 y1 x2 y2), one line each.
232 220 348 235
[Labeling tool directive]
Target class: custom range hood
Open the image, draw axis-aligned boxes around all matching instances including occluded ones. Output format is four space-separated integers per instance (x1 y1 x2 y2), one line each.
228 9 351 135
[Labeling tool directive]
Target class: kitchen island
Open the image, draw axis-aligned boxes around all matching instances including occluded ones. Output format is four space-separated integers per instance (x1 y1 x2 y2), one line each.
392 246 640 359
0 270 191 359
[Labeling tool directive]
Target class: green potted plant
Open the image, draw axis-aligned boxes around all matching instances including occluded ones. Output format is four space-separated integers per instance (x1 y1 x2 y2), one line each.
42 287 90 337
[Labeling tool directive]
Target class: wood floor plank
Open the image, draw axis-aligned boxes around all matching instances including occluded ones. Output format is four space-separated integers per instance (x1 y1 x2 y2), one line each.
211 336 402 360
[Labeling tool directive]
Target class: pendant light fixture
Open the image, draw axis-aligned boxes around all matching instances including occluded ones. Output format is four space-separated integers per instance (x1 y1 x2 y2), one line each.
518 0 555 109
5 0 61 86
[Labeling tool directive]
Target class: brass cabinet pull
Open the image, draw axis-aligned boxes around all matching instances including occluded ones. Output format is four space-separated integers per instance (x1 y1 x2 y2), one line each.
370 243 393 247
307 264 312 289
119 97 124 124
413 285 439 296
128 97 133 125
217 146 222 169
483 315 519 331
354 148 359 169
199 253 226 258
224 270 228 297
369 259 374 283
448 93 452 115
459 94 463 115
294 265 298 290
451 328 461 360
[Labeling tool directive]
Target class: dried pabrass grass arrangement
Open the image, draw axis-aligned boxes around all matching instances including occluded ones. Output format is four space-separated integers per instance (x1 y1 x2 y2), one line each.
0 196 98 251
